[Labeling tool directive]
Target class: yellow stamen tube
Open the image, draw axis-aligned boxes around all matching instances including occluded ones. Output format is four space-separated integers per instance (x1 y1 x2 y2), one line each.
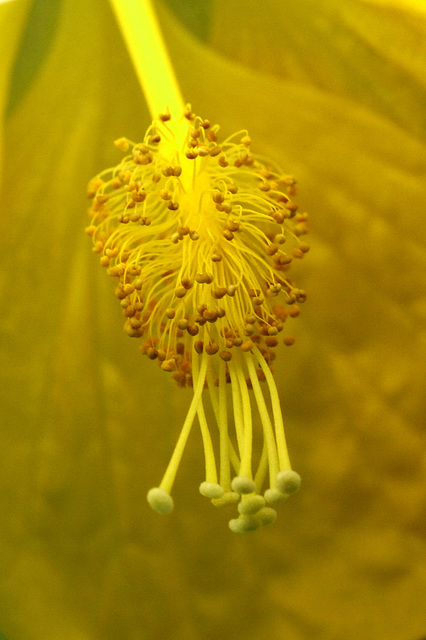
109 0 184 120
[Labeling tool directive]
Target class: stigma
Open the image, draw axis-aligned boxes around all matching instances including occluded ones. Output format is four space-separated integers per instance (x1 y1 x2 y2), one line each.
86 106 308 533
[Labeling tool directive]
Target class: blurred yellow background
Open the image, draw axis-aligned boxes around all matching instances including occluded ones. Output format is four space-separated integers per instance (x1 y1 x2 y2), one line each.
1 1 425 639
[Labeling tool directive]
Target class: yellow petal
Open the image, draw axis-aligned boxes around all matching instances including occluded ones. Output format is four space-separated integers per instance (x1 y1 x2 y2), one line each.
0 0 31 174
1 0 426 638
207 0 426 137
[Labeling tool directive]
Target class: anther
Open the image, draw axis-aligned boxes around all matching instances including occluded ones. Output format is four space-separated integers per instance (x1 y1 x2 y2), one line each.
213 287 227 299
195 273 211 284
205 342 219 355
194 340 204 354
225 220 240 232
266 243 279 256
212 190 225 204
259 181 271 192
272 210 285 224
181 278 194 290
187 324 199 336
114 137 129 151
227 285 237 296
285 201 299 213
177 319 189 330
269 283 281 294
274 253 292 266
161 359 176 372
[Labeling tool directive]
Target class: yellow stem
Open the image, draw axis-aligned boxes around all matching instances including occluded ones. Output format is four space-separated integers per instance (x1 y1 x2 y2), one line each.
109 0 185 120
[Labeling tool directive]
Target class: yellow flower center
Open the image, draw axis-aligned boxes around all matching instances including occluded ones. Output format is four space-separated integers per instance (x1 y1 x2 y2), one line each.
86 107 308 533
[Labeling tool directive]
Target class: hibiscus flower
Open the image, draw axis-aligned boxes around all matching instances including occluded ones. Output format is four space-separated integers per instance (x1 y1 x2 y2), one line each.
1 0 425 638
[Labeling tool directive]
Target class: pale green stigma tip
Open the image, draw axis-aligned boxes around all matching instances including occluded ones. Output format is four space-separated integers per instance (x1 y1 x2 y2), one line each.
276 470 301 495
264 488 288 504
147 487 174 514
199 482 224 499
229 515 260 534
211 491 240 507
257 507 278 527
238 494 265 516
231 476 256 495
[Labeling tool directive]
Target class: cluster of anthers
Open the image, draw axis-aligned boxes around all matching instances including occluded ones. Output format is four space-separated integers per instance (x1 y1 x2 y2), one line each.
86 106 309 533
